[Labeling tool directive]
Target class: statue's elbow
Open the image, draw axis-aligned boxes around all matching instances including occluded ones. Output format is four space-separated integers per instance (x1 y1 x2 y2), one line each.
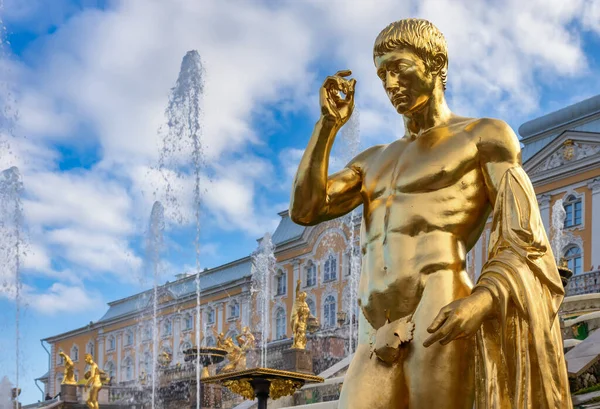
289 209 319 226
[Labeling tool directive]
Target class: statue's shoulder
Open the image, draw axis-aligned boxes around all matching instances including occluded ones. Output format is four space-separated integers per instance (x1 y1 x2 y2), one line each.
468 117 521 163
347 144 387 172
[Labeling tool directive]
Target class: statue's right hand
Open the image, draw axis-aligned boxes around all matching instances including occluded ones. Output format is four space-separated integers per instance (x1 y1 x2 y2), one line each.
319 70 356 127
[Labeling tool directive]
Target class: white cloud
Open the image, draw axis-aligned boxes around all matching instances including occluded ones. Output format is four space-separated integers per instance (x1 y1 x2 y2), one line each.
30 282 104 315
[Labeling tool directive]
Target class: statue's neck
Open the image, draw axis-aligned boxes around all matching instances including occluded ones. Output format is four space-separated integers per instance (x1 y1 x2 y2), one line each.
403 88 452 138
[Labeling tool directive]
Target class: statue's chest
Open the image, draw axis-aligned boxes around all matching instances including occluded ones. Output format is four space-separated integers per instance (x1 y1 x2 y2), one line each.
364 134 477 198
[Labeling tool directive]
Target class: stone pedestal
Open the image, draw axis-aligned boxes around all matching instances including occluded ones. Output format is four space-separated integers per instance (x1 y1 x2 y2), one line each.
282 348 313 374
61 384 78 403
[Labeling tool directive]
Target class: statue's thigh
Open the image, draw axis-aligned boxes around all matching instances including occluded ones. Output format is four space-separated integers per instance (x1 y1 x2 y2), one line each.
338 344 407 409
404 293 475 409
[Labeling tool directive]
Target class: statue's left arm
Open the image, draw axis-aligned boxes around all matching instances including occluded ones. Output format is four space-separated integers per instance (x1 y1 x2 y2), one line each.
425 118 571 408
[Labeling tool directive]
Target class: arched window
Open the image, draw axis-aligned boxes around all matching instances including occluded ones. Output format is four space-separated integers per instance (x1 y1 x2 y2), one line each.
324 255 337 282
276 308 286 340
71 345 79 362
564 195 583 228
86 341 94 357
108 336 116 350
306 298 316 317
184 313 193 330
564 245 583 275
125 330 133 346
123 357 133 381
229 301 240 319
324 296 336 328
163 319 172 337
207 308 215 324
104 361 115 380
180 341 192 354
276 270 287 295
205 336 216 347
305 261 317 287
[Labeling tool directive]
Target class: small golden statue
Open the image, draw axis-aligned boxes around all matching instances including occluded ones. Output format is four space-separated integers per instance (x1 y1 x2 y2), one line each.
290 280 310 349
290 17 571 409
59 351 77 385
216 326 255 373
84 354 102 409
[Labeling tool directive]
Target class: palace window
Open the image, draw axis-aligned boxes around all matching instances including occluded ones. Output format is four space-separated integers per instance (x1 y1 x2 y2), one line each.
306 261 317 287
57 350 64 366
123 357 133 381
564 245 583 275
163 319 172 337
104 361 115 380
564 195 583 228
180 341 192 354
125 330 133 346
143 325 152 341
306 298 316 317
205 337 216 347
276 308 286 340
86 341 94 357
229 301 240 319
324 296 336 328
276 270 287 295
143 353 151 374
324 255 337 282
207 307 215 325
108 336 116 350
70 344 78 361
184 313 193 330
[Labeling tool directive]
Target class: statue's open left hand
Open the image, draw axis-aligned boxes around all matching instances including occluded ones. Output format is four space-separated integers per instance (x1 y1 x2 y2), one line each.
423 289 494 348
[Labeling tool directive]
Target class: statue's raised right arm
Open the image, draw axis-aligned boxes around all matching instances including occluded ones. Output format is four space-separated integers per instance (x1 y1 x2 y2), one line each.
290 70 375 226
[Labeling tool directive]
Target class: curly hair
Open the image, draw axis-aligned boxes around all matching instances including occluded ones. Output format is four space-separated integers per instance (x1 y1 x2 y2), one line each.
373 18 448 90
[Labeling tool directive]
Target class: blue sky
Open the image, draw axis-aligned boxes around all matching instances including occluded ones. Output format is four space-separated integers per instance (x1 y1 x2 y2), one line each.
1 0 600 404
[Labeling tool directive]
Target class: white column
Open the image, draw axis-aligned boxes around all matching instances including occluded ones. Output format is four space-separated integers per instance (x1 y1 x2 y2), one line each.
173 315 181 363
135 326 141 379
241 292 250 327
97 336 105 369
116 333 122 383
217 303 224 333
538 194 551 238
588 178 600 270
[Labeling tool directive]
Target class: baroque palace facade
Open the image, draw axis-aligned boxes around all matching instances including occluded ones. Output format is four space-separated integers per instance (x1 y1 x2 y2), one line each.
37 94 600 398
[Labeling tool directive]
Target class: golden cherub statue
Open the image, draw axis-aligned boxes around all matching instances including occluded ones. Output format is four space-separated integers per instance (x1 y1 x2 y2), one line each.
59 351 77 385
84 354 103 409
290 17 571 409
290 279 310 349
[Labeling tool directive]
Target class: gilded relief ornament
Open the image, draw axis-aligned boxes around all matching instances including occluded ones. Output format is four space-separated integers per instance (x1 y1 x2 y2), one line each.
563 139 575 161
290 17 572 409
223 379 254 400
269 379 303 400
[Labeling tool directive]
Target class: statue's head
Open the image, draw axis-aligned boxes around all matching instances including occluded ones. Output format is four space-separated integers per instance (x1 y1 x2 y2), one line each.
298 291 307 302
85 353 93 364
373 18 448 115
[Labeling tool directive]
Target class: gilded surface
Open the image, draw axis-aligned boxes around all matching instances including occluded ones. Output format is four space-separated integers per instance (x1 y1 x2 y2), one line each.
223 379 255 400
291 279 310 349
269 379 303 400
59 352 77 385
217 326 255 373
84 354 103 409
290 17 571 409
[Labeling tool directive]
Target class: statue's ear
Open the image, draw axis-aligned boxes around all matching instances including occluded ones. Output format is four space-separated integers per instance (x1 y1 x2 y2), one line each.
430 53 446 76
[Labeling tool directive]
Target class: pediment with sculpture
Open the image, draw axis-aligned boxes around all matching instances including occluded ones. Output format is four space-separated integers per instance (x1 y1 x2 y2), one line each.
525 132 600 179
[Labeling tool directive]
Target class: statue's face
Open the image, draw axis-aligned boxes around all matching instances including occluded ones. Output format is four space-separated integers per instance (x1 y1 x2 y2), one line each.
375 47 435 115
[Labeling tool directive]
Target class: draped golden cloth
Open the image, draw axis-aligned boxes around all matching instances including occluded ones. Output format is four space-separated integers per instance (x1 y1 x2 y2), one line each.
474 166 572 409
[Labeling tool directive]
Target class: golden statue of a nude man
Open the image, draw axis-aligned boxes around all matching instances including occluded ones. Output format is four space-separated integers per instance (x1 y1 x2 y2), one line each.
290 18 571 409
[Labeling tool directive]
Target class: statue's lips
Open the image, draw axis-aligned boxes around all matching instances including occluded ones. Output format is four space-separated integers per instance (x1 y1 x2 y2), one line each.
391 95 409 105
